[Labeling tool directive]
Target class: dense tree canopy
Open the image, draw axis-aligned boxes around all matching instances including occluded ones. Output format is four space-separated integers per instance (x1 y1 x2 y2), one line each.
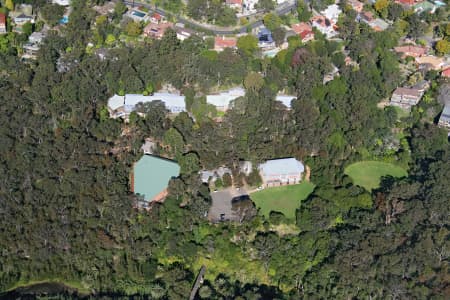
0 1 448 299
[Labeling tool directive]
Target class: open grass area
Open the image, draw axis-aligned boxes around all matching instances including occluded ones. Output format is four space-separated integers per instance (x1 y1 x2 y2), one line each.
251 182 315 219
345 161 408 191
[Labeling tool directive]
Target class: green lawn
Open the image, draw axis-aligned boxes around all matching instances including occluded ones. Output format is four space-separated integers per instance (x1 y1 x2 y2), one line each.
344 161 408 191
251 182 315 219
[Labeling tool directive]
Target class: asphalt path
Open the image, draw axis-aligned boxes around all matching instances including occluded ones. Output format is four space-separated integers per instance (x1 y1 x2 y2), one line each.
123 0 297 35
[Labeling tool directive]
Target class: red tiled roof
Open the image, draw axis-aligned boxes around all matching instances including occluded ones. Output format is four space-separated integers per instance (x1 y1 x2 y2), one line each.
394 45 427 57
291 23 312 34
226 0 243 4
214 36 237 49
361 11 374 22
0 13 6 25
442 68 450 78
395 0 415 5
152 13 162 21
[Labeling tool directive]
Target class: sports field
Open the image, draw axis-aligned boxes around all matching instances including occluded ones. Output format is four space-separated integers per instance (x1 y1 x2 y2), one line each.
251 182 315 219
344 161 408 191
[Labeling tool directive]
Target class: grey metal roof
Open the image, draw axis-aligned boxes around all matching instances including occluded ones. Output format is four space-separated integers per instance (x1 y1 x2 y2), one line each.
440 104 450 122
259 158 304 177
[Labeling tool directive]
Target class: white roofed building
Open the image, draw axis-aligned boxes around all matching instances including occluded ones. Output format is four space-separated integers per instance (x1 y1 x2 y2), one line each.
275 95 296 108
259 158 304 187
107 93 186 119
52 0 70 6
206 87 296 111
206 88 246 111
321 4 342 24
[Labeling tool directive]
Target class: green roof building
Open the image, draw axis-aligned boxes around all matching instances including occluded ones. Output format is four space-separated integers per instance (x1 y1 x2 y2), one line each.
132 155 180 203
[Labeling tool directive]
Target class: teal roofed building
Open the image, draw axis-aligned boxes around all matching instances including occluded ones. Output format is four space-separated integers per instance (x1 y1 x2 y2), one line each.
132 155 180 205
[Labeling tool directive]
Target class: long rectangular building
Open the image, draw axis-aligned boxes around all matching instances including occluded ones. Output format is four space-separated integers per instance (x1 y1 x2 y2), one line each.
259 158 304 187
108 93 186 118
438 104 450 131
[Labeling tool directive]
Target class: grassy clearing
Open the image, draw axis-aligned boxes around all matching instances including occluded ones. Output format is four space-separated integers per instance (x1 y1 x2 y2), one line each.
6 279 91 294
251 182 315 219
345 161 408 191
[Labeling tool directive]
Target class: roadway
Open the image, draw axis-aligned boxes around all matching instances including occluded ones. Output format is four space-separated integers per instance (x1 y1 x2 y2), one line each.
123 0 297 35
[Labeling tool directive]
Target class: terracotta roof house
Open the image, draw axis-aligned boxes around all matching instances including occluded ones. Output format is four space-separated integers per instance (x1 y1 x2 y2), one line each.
390 87 424 109
150 13 163 24
442 67 450 78
438 103 450 130
347 0 364 12
415 55 447 70
0 13 6 34
259 158 305 187
394 45 427 58
291 23 314 43
144 22 173 39
226 0 243 10
214 36 237 51
395 0 426 7
359 11 389 31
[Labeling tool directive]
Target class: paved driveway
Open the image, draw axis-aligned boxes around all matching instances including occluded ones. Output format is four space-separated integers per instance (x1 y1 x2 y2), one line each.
208 187 248 222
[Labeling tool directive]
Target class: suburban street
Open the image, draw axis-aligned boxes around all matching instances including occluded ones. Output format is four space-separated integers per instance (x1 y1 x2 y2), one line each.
123 0 297 35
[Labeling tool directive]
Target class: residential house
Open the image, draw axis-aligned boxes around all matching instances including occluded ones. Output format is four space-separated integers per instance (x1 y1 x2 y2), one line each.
93 1 115 15
438 103 450 130
200 167 232 184
345 56 358 67
347 0 364 12
144 22 173 39
52 0 70 6
107 93 186 119
275 95 297 108
226 0 243 11
311 15 338 38
242 0 259 16
323 65 340 84
174 24 195 41
359 11 389 31
259 158 305 187
141 138 156 154
291 23 314 43
150 12 164 24
22 31 47 59
214 36 237 51
257 27 275 49
441 67 450 78
321 4 342 24
390 87 424 109
0 13 6 34
394 45 427 58
415 55 448 71
13 14 34 32
394 0 425 7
